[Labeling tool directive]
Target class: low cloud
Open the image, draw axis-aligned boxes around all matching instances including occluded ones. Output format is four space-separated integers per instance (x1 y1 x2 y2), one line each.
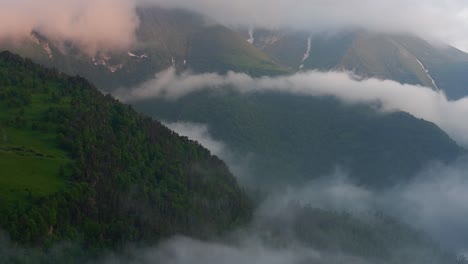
163 121 254 184
0 0 139 55
141 0 468 52
96 236 325 264
389 159 468 252
116 68 468 148
164 122 226 157
256 159 468 253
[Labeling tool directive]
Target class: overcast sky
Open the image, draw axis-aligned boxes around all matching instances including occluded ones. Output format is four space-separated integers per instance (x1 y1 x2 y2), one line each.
146 0 468 51
2 0 468 52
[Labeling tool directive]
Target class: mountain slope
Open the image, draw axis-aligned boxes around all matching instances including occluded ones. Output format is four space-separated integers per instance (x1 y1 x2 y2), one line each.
134 89 464 189
249 29 468 99
0 51 251 248
0 7 287 91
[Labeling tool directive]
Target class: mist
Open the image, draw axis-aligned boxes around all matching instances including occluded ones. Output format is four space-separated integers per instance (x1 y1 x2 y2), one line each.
115 68 468 148
4 0 468 54
0 0 139 55
255 158 468 253
163 121 254 184
140 0 468 52
161 120 468 253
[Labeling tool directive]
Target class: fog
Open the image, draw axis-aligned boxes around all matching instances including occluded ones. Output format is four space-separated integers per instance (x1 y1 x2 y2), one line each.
164 121 254 184
0 0 139 55
115 68 468 148
4 1 468 54
163 120 468 253
258 159 468 252
140 0 468 52
93 236 323 264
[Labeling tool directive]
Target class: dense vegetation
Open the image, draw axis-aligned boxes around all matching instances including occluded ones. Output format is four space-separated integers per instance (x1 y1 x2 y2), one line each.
135 89 464 189
0 51 251 252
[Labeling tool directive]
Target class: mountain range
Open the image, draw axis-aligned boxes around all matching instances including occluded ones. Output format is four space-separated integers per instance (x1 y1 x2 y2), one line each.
1 4 468 264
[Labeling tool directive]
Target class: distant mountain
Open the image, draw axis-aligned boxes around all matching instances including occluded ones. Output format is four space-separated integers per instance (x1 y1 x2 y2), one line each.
244 29 468 99
0 7 287 91
5 6 468 99
134 89 464 189
0 51 251 249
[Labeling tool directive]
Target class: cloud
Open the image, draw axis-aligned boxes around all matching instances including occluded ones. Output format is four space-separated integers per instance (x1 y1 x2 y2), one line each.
95 236 325 264
255 159 468 253
4 1 468 53
164 122 225 157
0 0 139 55
115 68 468 148
141 0 468 51
163 121 254 184
389 159 468 252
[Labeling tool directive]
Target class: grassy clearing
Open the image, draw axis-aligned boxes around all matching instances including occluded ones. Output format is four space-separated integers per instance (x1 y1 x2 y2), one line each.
0 88 71 205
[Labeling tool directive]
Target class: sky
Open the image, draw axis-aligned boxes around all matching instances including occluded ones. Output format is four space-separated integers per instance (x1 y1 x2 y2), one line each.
2 0 468 52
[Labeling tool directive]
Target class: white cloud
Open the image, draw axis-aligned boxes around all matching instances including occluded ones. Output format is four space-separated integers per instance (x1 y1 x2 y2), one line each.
163 121 254 184
115 68 468 148
0 0 139 55
256 159 468 252
141 0 468 51
164 122 226 157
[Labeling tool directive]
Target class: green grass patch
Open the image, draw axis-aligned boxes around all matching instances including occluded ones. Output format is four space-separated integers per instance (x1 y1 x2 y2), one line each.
0 151 70 204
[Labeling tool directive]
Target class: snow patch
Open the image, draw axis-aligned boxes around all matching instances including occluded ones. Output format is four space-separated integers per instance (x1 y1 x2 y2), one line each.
108 64 123 73
30 34 53 59
299 35 312 69
247 28 255 44
415 58 440 91
92 55 122 73
128 51 149 59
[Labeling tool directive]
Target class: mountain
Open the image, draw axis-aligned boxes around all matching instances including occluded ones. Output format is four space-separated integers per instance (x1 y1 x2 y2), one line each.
0 51 252 250
0 52 460 264
134 89 464 189
5 6 468 99
245 29 468 99
0 7 287 91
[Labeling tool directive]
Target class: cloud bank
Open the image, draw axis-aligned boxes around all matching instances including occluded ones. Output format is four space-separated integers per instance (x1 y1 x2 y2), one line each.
4 0 468 52
163 122 254 184
142 0 468 51
164 122 225 157
116 68 468 148
162 121 468 251
257 159 468 253
0 0 139 55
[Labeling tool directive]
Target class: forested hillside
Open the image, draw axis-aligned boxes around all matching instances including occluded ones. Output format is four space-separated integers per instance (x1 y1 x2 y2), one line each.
0 51 251 250
135 90 464 189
